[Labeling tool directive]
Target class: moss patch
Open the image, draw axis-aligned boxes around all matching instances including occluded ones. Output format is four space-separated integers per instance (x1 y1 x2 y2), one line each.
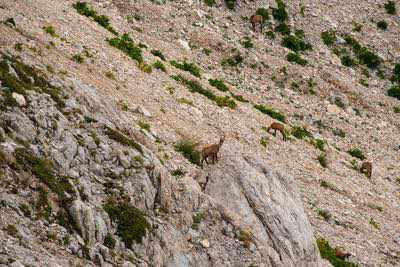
317 238 358 267
105 126 143 153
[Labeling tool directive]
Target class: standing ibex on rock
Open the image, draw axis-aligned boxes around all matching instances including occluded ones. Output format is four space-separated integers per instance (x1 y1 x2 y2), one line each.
250 14 263 33
201 136 225 167
360 161 372 178
267 122 286 141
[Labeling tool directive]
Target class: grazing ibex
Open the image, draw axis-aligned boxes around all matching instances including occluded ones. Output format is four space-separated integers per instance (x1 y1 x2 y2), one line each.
267 122 286 141
201 136 225 167
360 161 372 178
335 248 351 260
250 14 263 33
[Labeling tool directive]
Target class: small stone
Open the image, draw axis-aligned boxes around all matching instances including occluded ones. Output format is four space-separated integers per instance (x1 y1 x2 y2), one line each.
10 260 24 267
178 39 191 51
200 239 210 248
12 92 26 106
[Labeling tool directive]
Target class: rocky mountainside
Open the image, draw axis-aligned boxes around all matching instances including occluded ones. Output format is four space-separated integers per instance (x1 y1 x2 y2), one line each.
0 0 399 266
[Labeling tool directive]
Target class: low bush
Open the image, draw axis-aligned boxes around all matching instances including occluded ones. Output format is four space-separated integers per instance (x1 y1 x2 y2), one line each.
105 126 143 153
104 200 150 247
318 153 328 168
317 238 358 267
254 104 285 122
153 61 166 72
204 0 216 7
282 35 312 52
170 60 201 77
291 126 312 139
391 63 400 83
275 23 290 35
73 2 117 34
321 30 336 46
175 139 201 166
272 0 288 22
384 1 396 15
256 8 269 21
221 52 244 67
287 52 307 65
209 79 229 92
225 0 236 10
347 148 365 160
108 34 143 64
388 85 400 100
151 49 166 61
377 20 388 30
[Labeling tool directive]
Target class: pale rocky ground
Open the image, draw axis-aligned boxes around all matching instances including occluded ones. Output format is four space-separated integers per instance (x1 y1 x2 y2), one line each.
0 0 399 266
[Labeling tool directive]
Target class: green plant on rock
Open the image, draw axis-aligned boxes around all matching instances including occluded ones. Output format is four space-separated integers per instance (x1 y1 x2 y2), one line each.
384 1 396 15
287 52 307 65
275 23 291 35
153 61 166 72
151 49 166 61
347 148 365 160
170 60 201 77
104 200 150 247
282 35 312 53
108 34 143 64
272 0 288 22
391 63 400 83
317 238 358 267
321 30 337 46
209 79 229 92
225 0 236 10
318 153 328 168
256 8 269 21
105 126 143 153
254 104 285 122
104 233 116 249
174 139 201 166
377 20 388 30
221 51 244 67
73 2 118 34
291 126 312 139
388 85 400 100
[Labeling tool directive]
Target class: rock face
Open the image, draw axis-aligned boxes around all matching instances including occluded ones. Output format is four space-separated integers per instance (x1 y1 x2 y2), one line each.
206 156 319 266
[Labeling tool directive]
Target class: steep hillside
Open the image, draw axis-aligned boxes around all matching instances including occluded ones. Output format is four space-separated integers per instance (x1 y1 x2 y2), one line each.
0 0 399 266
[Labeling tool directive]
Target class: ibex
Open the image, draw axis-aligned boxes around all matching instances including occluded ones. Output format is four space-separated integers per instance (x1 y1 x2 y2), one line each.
335 248 351 260
267 122 286 141
201 136 225 167
250 14 263 33
360 161 372 178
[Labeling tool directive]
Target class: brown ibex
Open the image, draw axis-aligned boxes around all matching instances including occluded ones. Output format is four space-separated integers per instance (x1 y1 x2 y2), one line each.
250 14 263 33
201 136 225 167
360 161 372 178
267 122 286 141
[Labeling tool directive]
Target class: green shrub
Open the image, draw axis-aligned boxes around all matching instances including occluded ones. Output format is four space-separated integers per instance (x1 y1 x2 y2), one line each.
241 37 253 48
173 75 236 109
275 23 291 35
225 0 236 10
291 126 312 139
14 148 74 203
358 48 381 69
175 139 201 166
221 52 244 67
151 49 166 61
140 64 152 73
388 85 400 100
314 139 325 151
265 30 276 39
321 30 336 46
153 61 166 72
104 233 116 249
282 35 312 52
391 63 400 83
105 126 143 153
231 94 249 102
384 1 396 15
72 54 84 64
254 104 285 122
171 168 185 177
347 148 365 160
73 2 117 34
108 34 143 64
369 218 380 230
272 0 288 22
5 224 19 238
256 8 269 21
209 79 229 92
191 212 204 230
104 200 150 247
170 60 201 77
204 0 216 7
377 20 388 30
318 153 328 168
43 26 58 37
138 121 150 131
317 238 358 267
341 55 356 67
287 52 307 65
